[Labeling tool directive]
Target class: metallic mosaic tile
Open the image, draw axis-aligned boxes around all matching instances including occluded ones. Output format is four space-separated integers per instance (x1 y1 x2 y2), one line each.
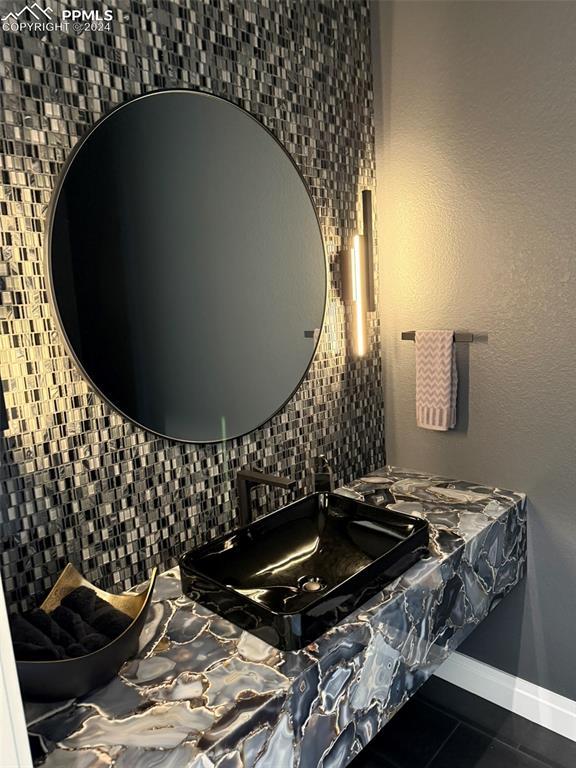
0 0 385 612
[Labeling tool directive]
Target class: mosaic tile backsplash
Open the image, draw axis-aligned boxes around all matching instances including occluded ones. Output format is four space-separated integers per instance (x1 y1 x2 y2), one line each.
0 0 385 613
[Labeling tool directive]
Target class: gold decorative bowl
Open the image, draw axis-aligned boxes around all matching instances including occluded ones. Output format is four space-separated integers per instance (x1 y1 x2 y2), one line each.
16 563 157 702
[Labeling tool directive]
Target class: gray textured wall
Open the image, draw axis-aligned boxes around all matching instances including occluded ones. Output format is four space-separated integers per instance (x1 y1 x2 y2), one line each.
0 0 385 612
372 0 576 700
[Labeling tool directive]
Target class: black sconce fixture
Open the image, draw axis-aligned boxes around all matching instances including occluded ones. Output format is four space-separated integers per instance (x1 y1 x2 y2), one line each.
362 190 376 312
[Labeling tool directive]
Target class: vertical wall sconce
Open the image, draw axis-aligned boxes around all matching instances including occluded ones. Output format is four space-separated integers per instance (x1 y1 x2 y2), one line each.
362 190 376 312
350 234 367 356
342 190 376 356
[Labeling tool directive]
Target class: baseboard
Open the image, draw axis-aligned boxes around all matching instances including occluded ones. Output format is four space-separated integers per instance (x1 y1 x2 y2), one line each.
434 651 576 743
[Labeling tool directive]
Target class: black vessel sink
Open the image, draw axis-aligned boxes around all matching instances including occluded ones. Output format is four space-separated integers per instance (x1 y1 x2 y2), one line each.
180 493 429 650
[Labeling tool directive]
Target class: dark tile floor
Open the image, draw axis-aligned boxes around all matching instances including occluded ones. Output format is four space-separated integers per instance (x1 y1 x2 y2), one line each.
351 677 576 768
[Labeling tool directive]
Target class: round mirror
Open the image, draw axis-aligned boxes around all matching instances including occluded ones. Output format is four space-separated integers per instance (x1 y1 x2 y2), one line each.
48 90 327 443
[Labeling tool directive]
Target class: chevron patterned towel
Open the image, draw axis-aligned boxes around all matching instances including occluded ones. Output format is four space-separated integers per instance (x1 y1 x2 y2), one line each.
415 330 458 431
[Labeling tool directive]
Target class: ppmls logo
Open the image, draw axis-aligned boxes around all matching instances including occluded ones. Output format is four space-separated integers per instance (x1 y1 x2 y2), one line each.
1 3 115 32
1 3 53 22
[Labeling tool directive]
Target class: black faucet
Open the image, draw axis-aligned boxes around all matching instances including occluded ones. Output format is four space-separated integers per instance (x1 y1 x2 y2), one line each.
236 468 296 527
313 455 334 493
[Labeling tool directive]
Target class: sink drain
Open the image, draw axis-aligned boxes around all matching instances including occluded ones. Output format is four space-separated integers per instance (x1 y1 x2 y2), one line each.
298 576 326 593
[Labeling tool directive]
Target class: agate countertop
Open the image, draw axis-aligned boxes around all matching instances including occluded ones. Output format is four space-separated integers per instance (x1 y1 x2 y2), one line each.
25 467 527 768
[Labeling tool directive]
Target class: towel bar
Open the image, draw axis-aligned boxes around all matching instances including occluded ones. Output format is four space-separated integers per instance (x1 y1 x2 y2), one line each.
401 331 474 342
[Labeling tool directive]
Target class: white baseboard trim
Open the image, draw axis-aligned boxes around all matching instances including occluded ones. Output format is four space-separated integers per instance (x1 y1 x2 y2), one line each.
434 651 576 743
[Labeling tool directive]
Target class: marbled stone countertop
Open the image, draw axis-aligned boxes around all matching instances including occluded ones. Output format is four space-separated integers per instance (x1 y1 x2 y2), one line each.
25 467 527 768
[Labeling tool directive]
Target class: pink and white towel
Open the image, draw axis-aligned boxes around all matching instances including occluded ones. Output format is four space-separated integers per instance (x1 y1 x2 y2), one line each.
415 330 458 431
